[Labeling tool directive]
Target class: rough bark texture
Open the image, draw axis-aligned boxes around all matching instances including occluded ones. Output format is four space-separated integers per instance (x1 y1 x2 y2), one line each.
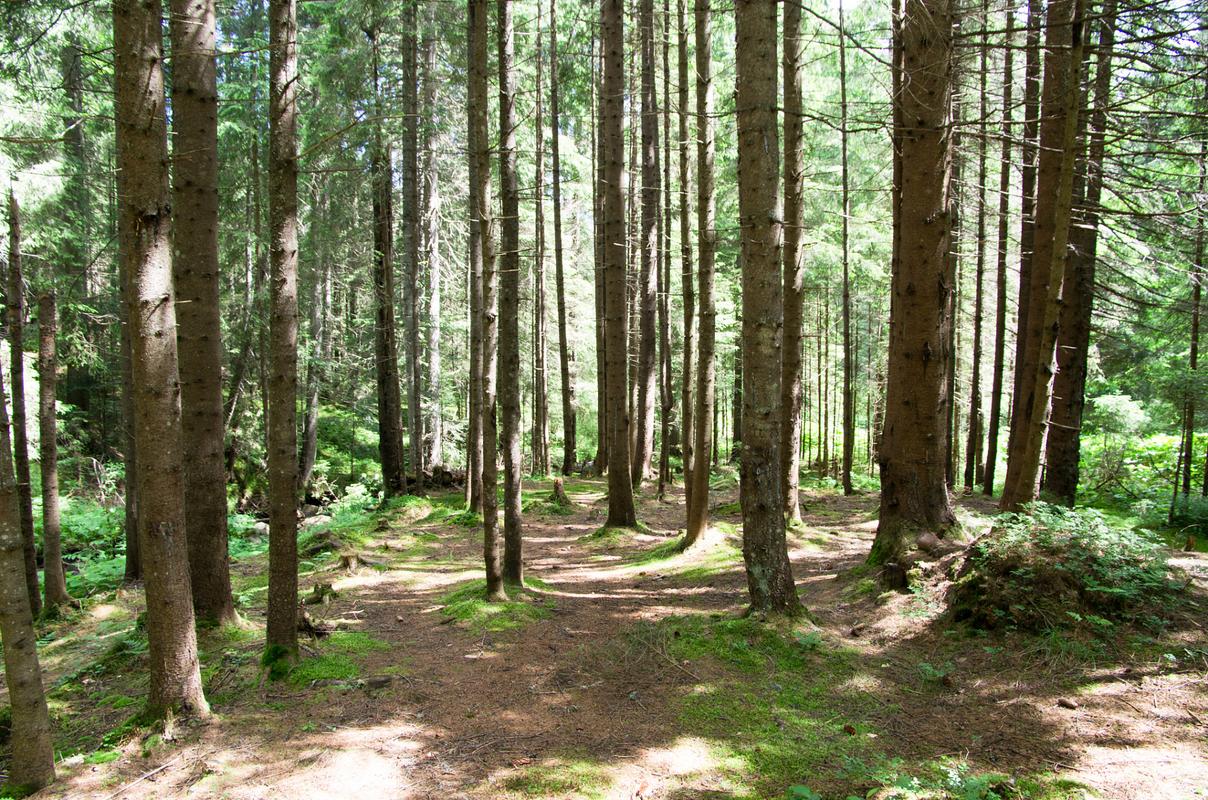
5 191 38 617
498 0 524 585
0 363 55 792
602 0 638 527
38 293 70 608
532 1 550 477
781 0 806 517
114 0 209 716
466 7 484 511
299 188 331 493
963 0 989 492
735 0 798 614
870 0 956 567
683 0 715 547
839 5 855 496
422 3 443 468
657 0 673 498
266 0 300 661
592 40 608 478
1001 0 1087 510
1043 0 1116 506
677 0 694 508
551 0 577 476
117 169 140 582
169 0 235 625
403 0 424 492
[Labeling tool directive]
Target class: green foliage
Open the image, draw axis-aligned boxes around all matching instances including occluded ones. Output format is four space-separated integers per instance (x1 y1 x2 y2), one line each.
260 644 296 682
501 756 612 798
439 578 553 632
282 631 389 686
949 503 1187 633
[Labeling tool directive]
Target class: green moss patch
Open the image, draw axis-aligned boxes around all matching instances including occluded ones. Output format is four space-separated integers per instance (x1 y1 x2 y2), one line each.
439 578 554 632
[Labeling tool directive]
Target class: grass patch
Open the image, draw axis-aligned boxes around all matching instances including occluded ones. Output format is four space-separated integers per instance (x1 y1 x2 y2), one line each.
581 521 653 544
439 578 554 632
500 755 613 798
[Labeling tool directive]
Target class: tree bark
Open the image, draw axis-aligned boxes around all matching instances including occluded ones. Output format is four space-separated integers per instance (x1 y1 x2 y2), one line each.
735 0 799 615
550 0 577 476
869 0 956 566
266 0 300 663
38 293 70 608
114 0 209 715
403 0 424 493
657 0 673 498
0 362 54 791
466 5 484 511
1000 0 1087 510
839 4 855 496
963 0 990 493
299 187 331 494
169 0 235 625
602 0 638 527
532 0 550 477
593 36 608 478
677 0 694 507
781 0 806 515
422 1 443 469
683 0 715 547
499 0 524 585
632 0 659 492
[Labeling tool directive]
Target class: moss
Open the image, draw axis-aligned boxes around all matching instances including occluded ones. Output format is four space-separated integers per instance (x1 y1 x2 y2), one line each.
260 644 296 682
501 756 612 798
325 631 391 655
83 749 121 765
440 578 554 632
287 653 359 686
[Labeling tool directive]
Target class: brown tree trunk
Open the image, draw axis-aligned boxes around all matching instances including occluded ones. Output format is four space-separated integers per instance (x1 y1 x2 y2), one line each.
551 0 577 476
1043 0 1116 506
781 0 806 515
869 0 956 566
403 0 424 493
839 4 855 496
632 0 659 490
38 293 70 608
532 0 550 477
593 35 608 478
422 1 443 468
657 0 673 498
299 187 331 494
169 0 235 625
0 362 55 791
118 174 140 581
677 0 695 506
470 0 506 600
114 0 209 715
466 8 484 510
499 0 524 584
683 0 715 547
4 191 38 617
735 0 799 615
963 0 990 492
1000 0 1087 510
602 0 638 527
265 0 300 664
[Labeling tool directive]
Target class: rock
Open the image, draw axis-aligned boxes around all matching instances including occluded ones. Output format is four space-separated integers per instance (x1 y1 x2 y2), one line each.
301 514 333 528
1057 697 1079 710
253 521 270 537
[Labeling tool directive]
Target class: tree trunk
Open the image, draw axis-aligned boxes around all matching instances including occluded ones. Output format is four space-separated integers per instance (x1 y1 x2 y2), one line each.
470 0 506 600
114 0 209 715
299 188 330 494
466 7 484 511
657 0 673 498
1000 0 1087 510
0 362 55 791
735 0 799 615
38 293 70 608
839 4 855 496
265 0 300 664
551 0 577 476
592 36 608 478
677 0 695 506
498 0 524 585
633 0 659 490
963 0 990 493
403 0 424 493
532 0 550 477
869 0 956 566
781 0 806 515
4 191 38 618
118 168 140 581
422 2 443 468
169 0 235 625
602 0 638 527
683 0 715 547
983 9 1015 497
1043 0 1116 506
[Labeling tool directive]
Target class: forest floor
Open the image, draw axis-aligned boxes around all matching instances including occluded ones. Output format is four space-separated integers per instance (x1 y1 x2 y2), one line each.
7 476 1208 800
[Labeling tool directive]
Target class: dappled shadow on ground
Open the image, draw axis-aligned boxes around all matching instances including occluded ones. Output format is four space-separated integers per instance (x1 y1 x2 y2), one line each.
20 479 1208 800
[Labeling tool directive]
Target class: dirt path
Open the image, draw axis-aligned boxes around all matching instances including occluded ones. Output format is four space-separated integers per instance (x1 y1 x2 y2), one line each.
27 480 1208 799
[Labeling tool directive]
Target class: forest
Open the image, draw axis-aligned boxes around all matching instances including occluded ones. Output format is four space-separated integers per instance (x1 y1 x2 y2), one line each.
0 0 1205 796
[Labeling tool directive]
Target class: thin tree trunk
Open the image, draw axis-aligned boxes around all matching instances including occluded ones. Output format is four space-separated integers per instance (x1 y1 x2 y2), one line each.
403 0 424 492
963 0 990 492
498 0 524 584
677 0 695 506
422 1 443 468
0 361 55 791
593 35 608 478
532 0 550 477
632 0 659 490
551 0 577 476
869 0 956 566
603 0 638 527
265 0 300 664
169 0 235 625
118 160 140 582
657 0 673 498
781 0 806 515
839 4 855 496
38 293 70 608
114 0 209 715
299 189 330 494
466 7 484 511
735 0 798 615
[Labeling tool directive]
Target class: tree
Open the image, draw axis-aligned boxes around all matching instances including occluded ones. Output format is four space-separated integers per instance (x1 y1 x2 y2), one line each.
839 3 855 497
550 0 577 477
677 0 695 509
0 364 54 792
265 0 300 666
38 292 70 609
114 0 209 716
869 0 956 567
421 0 443 468
169 0 235 625
735 0 799 615
403 0 424 493
602 0 638 527
781 0 806 516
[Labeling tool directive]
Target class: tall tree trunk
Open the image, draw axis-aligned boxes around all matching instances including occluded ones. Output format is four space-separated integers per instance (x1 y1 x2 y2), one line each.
1000 0 1087 510
683 0 715 547
839 4 855 496
657 0 673 498
169 0 235 625
299 189 331 494
869 0 956 566
677 0 695 506
422 4 443 468
592 35 608 478
265 0 300 664
118 161 140 582
1043 0 1116 505
602 0 638 527
114 0 209 715
403 0 424 493
470 0 506 600
4 191 38 617
532 0 550 477
499 0 524 584
466 7 484 511
38 293 70 608
735 0 799 615
963 0 990 492
0 362 55 791
551 0 577 476
632 0 659 489
983 10 1015 496
781 0 806 515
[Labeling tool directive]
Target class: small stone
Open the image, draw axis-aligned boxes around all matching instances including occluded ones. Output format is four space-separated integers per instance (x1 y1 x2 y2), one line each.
1057 698 1079 710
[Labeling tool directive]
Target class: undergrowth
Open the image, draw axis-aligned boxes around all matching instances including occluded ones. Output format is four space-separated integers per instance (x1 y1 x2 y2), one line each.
439 578 554 632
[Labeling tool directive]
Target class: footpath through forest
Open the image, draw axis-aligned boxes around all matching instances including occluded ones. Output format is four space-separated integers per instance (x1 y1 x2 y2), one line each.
17 478 1208 799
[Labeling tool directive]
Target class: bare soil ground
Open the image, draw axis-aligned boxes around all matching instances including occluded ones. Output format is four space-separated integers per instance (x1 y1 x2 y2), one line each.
8 478 1208 799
